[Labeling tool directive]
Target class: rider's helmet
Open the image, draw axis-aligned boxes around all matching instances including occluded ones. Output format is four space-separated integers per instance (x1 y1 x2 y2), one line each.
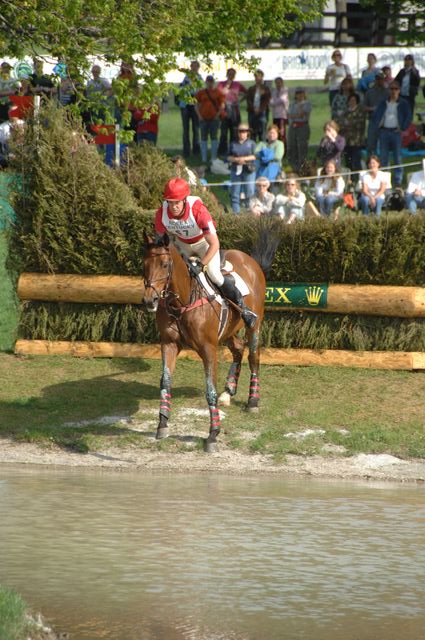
163 178 190 201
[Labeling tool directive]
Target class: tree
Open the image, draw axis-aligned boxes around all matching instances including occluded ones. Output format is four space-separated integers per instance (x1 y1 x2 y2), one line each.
360 0 424 45
0 0 326 107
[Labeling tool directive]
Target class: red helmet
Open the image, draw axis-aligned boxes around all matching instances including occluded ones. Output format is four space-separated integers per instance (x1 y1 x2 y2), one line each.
163 178 190 201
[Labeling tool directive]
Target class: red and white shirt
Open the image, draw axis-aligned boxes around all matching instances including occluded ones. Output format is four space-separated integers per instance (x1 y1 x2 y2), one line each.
154 196 217 244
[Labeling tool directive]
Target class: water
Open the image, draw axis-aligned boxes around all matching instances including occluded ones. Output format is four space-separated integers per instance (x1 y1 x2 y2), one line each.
0 467 424 640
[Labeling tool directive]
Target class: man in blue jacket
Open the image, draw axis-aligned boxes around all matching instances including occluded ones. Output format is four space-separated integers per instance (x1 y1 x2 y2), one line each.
371 81 412 187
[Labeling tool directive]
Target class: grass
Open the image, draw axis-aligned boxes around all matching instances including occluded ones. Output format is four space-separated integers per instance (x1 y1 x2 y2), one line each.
0 233 17 352
0 353 424 461
0 585 44 640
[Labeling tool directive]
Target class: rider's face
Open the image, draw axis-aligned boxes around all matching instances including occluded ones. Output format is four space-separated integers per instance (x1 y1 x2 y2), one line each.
167 200 185 217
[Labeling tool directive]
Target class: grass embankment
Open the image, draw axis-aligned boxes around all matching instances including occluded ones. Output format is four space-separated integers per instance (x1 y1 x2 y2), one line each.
0 353 423 460
0 585 55 640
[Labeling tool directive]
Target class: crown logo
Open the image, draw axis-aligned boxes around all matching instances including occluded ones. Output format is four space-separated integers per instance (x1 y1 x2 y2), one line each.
305 286 324 306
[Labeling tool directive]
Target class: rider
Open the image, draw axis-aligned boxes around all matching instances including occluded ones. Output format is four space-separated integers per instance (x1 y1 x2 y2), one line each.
154 177 258 328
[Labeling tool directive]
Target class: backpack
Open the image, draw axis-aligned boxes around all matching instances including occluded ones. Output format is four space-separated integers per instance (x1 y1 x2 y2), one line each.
386 190 406 212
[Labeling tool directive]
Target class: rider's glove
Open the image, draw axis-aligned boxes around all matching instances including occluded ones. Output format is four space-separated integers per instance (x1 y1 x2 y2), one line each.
188 260 204 276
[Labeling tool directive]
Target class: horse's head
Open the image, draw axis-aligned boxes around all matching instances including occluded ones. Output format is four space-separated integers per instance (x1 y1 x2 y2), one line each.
142 232 172 312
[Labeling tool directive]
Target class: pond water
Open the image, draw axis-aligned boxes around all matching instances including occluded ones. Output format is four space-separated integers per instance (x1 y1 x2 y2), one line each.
0 467 424 640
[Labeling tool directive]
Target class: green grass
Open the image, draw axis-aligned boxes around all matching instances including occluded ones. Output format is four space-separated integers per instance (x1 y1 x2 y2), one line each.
0 353 424 460
0 586 37 640
0 233 18 352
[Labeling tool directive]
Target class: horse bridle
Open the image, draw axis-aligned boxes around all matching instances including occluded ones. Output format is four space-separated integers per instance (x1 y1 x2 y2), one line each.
143 248 173 300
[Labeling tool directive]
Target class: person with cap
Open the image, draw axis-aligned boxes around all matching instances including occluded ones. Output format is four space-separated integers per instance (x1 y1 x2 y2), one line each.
286 87 311 173
227 122 257 214
0 62 20 124
195 75 225 165
154 177 258 328
394 54 420 114
363 71 390 154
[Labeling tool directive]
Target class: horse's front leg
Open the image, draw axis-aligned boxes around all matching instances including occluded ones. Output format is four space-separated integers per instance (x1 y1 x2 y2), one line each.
218 334 245 407
199 345 221 453
246 326 261 412
157 342 179 439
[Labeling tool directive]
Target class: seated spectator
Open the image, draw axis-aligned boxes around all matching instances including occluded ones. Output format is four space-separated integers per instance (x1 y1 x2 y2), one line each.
274 175 306 223
314 160 345 218
341 93 366 176
249 176 275 216
228 122 256 214
270 77 289 142
331 77 357 124
317 120 345 169
357 155 389 216
255 124 284 183
405 169 425 213
287 87 311 173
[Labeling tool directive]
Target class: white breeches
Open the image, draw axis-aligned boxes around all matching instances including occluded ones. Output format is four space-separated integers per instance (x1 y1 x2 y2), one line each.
173 237 224 286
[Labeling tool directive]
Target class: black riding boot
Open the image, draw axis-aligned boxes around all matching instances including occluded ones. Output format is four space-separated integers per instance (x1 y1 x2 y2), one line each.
219 275 258 329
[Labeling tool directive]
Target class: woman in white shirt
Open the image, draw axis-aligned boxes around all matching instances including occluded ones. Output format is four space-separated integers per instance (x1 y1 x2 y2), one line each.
324 50 352 108
274 175 306 223
314 160 345 217
358 155 388 216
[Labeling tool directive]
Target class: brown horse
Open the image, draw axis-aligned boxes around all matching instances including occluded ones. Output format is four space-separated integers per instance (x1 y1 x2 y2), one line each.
142 232 266 452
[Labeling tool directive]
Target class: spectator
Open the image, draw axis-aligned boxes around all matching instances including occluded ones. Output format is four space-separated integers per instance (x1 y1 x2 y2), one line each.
171 155 199 187
246 69 271 142
405 169 425 214
249 176 275 216
357 53 380 94
314 160 345 218
395 54 420 114
29 58 55 100
195 75 225 165
317 120 345 169
134 104 160 145
287 87 311 173
357 155 389 216
324 50 352 108
217 68 246 157
177 60 202 158
255 124 284 183
381 66 393 89
228 123 256 214
270 77 289 143
372 81 412 187
0 115 25 167
341 93 366 176
0 62 20 124
274 175 306 223
331 77 357 125
363 71 390 154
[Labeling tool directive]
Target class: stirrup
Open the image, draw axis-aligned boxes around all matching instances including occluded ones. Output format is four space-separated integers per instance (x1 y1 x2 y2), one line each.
241 308 258 329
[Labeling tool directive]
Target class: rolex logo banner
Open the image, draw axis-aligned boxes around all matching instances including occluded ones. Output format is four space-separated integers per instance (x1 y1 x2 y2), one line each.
265 284 328 309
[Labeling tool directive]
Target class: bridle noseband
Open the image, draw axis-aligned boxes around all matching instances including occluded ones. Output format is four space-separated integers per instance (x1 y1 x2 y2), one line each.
143 247 173 300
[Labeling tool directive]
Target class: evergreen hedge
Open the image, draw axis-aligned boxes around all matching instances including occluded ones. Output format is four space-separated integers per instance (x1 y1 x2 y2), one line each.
6 105 425 352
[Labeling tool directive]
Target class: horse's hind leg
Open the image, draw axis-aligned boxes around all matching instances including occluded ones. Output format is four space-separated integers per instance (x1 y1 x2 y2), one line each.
246 327 261 412
156 342 179 439
218 334 245 407
198 344 221 453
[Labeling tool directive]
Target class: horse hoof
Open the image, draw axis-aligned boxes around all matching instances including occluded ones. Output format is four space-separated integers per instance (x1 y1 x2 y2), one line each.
204 439 217 453
156 427 169 440
218 391 231 406
246 405 259 413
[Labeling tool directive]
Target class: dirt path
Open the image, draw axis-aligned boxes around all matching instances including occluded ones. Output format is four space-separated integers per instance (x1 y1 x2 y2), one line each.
1 437 425 483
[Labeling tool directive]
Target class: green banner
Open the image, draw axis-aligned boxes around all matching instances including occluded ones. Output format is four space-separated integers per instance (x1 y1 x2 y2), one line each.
265 283 328 309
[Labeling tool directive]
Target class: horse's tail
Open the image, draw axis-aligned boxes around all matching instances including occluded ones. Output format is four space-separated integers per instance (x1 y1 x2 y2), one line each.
250 216 281 276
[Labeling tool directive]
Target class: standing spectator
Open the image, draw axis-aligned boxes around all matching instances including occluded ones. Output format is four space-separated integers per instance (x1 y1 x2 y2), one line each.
314 160 345 218
0 62 20 123
405 169 425 214
324 50 352 108
134 104 160 145
357 53 380 94
381 66 393 89
270 77 289 143
331 77 357 125
395 54 420 115
357 155 389 216
317 120 345 169
255 124 284 183
341 93 366 177
287 87 311 173
274 175 306 223
372 81 412 187
177 60 202 158
217 68 246 157
249 177 275 216
363 71 390 154
227 123 256 214
246 69 271 142
195 75 225 165
0 115 25 167
29 58 55 100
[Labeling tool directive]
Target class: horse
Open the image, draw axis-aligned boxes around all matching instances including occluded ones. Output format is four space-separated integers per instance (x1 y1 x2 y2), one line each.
142 232 266 452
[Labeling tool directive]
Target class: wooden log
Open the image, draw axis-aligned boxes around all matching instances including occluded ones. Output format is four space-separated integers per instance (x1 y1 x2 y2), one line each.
17 274 425 318
17 273 145 305
14 340 425 370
